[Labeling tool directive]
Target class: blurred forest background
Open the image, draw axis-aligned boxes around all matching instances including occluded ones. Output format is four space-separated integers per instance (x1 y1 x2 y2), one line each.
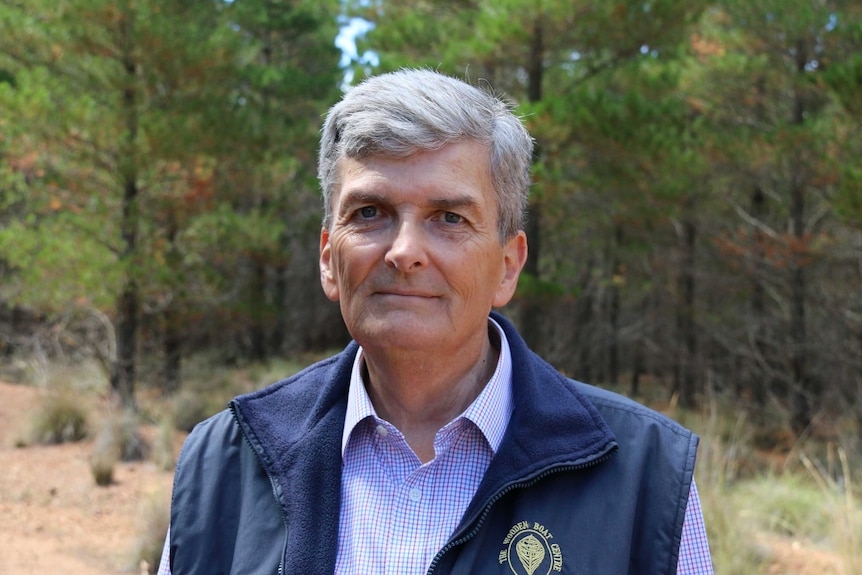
0 0 861 572
2 0 861 440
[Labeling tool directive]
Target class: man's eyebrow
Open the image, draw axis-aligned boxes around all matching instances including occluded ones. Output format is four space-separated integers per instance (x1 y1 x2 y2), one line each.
337 190 387 217
427 196 481 212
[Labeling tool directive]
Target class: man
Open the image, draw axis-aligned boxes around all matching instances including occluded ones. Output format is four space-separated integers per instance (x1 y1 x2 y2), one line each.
160 69 713 574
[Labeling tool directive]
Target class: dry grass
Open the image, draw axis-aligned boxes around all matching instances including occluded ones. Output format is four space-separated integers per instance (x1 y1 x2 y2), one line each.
152 415 176 472
798 448 861 574
24 389 89 446
683 397 861 575
129 487 171 574
687 406 769 573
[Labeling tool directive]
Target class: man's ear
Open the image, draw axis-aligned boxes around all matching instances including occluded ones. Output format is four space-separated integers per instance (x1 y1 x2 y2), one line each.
319 228 340 302
493 231 528 308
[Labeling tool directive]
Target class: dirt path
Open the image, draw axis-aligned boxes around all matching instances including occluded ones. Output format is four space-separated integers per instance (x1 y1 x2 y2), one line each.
0 382 174 575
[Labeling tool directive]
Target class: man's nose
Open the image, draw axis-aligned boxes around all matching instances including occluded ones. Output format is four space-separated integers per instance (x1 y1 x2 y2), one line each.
384 220 428 272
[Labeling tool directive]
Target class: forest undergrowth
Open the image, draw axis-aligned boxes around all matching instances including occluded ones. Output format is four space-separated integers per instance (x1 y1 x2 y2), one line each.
677 395 861 575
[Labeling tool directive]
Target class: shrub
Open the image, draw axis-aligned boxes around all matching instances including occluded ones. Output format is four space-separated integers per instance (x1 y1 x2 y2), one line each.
170 388 214 433
152 415 176 472
27 390 89 445
90 431 118 487
113 410 151 462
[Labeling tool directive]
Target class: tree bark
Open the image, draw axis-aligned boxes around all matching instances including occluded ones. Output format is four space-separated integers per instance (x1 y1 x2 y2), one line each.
630 297 647 397
162 219 182 393
110 7 139 410
607 224 623 386
674 217 697 408
163 306 181 393
519 15 545 349
250 259 268 362
747 184 769 405
789 39 813 435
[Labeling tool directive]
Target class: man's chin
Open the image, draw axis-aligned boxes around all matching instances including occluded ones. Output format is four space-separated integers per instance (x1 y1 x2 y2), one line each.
350 316 447 349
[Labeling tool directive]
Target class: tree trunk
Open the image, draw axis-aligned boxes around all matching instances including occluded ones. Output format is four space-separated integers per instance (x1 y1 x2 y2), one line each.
575 265 596 383
674 217 697 408
789 40 813 435
247 24 277 363
250 259 268 362
161 213 183 393
607 224 623 386
163 306 181 394
519 15 545 349
270 255 288 354
110 7 139 410
789 178 810 434
630 297 647 397
742 73 778 409
111 279 138 408
747 184 768 405
789 191 809 434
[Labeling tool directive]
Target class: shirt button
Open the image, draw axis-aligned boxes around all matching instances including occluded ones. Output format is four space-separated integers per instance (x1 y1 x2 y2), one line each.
376 424 388 437
409 488 422 502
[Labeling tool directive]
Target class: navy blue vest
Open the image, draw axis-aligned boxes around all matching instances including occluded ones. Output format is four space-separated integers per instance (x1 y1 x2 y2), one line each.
171 313 698 575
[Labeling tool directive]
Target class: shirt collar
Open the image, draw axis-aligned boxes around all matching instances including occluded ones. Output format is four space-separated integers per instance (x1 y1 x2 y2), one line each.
341 317 513 457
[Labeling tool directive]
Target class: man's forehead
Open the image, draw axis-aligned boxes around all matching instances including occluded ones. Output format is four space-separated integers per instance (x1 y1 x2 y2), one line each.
337 154 476 182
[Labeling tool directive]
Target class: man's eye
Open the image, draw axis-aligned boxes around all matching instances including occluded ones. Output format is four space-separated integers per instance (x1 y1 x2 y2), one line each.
443 212 463 224
358 206 378 218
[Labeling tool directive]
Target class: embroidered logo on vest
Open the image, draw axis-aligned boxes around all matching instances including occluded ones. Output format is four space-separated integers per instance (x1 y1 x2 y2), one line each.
498 521 563 575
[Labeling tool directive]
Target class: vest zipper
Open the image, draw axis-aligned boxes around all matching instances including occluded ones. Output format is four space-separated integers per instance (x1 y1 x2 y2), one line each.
425 445 618 574
228 403 290 575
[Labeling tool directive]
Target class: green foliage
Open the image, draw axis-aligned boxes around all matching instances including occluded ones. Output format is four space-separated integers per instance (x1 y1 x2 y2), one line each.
0 0 859 443
736 473 834 537
0 215 120 311
514 273 566 300
825 50 862 228
0 0 343 405
834 164 862 228
823 54 862 116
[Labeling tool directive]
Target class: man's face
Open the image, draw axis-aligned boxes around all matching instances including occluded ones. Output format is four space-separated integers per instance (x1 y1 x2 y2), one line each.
320 140 527 356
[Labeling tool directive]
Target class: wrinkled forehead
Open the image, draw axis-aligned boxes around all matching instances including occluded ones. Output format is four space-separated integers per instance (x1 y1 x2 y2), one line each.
331 139 492 192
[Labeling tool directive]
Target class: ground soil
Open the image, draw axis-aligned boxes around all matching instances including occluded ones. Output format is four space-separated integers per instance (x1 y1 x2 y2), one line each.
0 381 850 575
0 381 176 575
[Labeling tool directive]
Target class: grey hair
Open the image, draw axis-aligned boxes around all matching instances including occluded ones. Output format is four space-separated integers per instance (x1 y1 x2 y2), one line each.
318 69 533 241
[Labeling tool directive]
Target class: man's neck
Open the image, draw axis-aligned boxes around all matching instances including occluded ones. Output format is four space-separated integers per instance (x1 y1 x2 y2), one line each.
360 331 499 463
